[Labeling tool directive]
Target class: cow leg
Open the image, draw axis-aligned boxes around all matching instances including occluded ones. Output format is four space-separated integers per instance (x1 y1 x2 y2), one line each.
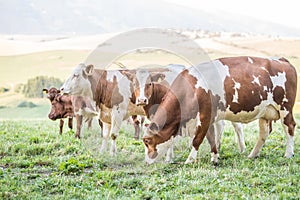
205 125 219 164
185 125 213 164
87 118 92 130
100 122 111 153
232 122 246 153
98 119 103 137
280 111 296 158
132 115 140 140
75 114 83 139
110 106 127 156
165 144 174 163
59 119 64 134
140 116 145 137
68 117 73 130
248 118 270 158
214 120 225 151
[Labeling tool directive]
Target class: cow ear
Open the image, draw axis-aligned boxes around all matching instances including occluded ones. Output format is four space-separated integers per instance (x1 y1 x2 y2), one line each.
84 64 94 76
42 89 49 94
151 73 165 83
149 122 159 132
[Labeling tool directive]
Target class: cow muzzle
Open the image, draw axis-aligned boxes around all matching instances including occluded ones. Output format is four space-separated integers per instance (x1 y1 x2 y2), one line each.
136 98 149 106
48 113 58 120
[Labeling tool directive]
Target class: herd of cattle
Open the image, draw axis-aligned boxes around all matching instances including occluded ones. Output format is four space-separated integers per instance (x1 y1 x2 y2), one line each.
44 56 297 165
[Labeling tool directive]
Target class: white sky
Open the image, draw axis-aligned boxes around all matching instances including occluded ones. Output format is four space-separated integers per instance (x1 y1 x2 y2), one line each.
165 0 300 29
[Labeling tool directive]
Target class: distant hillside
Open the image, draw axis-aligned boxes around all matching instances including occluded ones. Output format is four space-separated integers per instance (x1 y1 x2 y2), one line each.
1 0 300 37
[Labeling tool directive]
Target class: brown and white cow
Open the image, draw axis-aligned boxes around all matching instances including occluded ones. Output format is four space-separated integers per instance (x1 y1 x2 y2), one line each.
44 87 99 138
129 65 246 161
61 65 148 156
143 56 297 164
43 88 73 134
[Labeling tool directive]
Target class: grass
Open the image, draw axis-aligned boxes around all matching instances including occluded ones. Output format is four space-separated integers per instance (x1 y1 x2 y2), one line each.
0 115 299 199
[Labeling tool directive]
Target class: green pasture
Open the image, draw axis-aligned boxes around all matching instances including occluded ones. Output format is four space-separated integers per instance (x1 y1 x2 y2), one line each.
0 115 299 199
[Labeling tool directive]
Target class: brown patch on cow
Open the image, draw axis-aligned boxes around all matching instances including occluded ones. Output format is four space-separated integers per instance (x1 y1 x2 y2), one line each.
142 83 169 118
221 57 278 114
94 71 124 108
273 86 285 106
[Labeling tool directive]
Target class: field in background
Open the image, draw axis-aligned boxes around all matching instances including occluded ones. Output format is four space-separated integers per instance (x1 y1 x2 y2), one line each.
1 32 299 115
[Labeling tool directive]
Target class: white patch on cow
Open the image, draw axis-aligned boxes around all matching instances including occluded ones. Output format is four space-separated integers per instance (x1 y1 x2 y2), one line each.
270 72 286 90
232 78 240 103
263 86 268 91
261 66 268 73
165 144 174 163
252 75 260 85
156 136 174 158
181 112 200 137
185 147 198 164
248 57 254 64
107 71 132 102
188 60 229 104
136 69 150 102
211 152 219 163
219 99 280 123
61 64 93 98
269 57 282 63
284 130 294 158
196 112 201 127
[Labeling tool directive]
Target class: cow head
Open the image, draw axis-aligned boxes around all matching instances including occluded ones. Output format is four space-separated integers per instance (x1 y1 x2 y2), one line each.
48 95 73 120
143 122 173 164
43 87 61 101
61 63 94 98
131 69 165 106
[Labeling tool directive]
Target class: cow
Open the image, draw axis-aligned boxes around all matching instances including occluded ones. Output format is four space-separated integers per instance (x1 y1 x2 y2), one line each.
44 87 99 138
61 65 148 156
127 115 146 140
128 66 246 160
143 56 297 164
43 88 73 134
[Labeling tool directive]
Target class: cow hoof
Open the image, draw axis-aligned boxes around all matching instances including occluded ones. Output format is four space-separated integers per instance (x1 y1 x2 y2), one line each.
184 159 196 164
75 135 80 139
212 161 218 167
239 147 246 154
247 154 258 159
284 153 294 158
210 153 219 163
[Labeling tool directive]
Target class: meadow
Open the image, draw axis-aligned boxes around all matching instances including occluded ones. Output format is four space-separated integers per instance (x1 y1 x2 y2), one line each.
1 33 300 199
0 115 300 199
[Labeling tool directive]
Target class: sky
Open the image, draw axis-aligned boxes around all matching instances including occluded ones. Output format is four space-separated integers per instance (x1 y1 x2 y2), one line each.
165 0 300 30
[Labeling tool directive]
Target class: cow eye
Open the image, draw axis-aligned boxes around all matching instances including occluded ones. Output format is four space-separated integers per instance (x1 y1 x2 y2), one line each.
73 74 79 78
149 82 152 86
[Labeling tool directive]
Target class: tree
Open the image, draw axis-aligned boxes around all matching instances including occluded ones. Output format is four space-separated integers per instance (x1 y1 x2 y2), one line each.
22 76 63 98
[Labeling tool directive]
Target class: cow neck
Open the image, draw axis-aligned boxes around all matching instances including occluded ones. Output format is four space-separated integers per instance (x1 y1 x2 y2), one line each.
88 69 105 107
143 83 169 118
152 89 181 140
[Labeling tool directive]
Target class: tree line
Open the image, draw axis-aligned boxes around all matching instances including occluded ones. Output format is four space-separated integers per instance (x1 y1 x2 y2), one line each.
20 76 63 98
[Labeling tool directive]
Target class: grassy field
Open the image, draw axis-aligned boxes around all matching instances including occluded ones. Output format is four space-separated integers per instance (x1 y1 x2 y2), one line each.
1 34 300 199
0 116 300 199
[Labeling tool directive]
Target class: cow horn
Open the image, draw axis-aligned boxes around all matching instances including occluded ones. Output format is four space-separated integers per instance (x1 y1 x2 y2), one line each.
113 62 126 69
